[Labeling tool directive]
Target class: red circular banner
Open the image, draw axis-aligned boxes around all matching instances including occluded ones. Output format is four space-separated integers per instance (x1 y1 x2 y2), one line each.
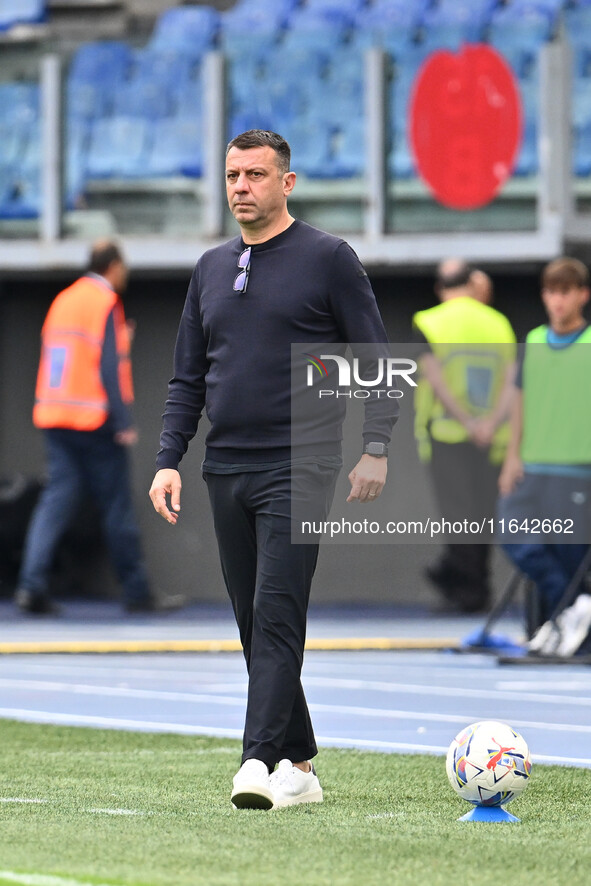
409 44 522 210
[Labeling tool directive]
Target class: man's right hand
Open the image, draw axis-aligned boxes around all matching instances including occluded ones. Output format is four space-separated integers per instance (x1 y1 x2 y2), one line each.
498 453 523 497
149 469 182 524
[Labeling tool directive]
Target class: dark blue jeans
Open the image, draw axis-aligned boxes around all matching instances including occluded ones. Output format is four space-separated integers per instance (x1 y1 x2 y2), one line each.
18 428 150 605
498 472 591 619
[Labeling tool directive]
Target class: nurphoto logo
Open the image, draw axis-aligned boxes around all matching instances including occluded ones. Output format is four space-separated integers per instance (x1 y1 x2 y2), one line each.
304 353 417 399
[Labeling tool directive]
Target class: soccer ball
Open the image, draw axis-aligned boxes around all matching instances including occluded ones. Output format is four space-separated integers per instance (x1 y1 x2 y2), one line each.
446 720 532 807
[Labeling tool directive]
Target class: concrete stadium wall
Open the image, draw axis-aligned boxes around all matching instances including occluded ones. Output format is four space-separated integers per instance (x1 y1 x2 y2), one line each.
0 267 548 609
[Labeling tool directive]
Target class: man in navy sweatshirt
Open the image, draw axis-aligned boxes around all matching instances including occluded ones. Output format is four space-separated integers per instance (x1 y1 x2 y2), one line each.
149 130 396 810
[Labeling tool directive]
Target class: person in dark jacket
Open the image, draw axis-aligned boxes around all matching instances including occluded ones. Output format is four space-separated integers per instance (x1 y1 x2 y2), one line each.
149 130 396 810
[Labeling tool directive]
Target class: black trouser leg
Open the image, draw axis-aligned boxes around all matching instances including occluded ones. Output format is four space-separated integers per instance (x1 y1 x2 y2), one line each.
205 465 337 771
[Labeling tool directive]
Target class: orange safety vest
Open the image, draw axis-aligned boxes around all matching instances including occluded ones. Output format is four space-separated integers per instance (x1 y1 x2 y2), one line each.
33 275 134 431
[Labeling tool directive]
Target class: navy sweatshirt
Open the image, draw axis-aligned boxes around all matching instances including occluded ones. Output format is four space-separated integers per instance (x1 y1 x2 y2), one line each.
157 220 396 470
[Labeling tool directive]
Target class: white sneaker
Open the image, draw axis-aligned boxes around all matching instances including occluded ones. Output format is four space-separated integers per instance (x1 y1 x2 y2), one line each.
527 619 560 655
269 759 323 809
555 594 591 658
231 759 273 810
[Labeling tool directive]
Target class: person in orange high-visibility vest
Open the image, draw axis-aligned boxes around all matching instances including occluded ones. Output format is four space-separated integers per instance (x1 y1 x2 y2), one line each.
15 240 153 615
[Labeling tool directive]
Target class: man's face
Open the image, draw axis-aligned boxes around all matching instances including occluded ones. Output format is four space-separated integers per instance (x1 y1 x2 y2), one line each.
542 285 589 331
225 145 294 230
110 259 129 295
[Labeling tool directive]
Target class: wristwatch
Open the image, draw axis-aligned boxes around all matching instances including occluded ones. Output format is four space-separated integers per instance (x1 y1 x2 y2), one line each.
363 442 388 458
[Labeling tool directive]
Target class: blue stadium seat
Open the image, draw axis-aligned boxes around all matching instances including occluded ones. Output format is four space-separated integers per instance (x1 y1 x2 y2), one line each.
388 137 415 180
69 41 132 84
173 76 204 119
331 117 366 178
282 6 354 49
421 0 497 42
220 0 293 34
0 83 39 127
280 118 333 177
0 121 28 166
145 115 203 177
0 165 41 219
488 23 546 80
513 118 538 176
67 81 112 121
513 80 538 176
148 5 219 56
86 116 150 179
66 119 91 207
131 48 200 90
309 49 364 128
574 121 591 177
565 8 591 77
67 42 133 121
489 2 558 41
112 77 172 120
356 0 431 35
0 0 45 30
304 0 367 15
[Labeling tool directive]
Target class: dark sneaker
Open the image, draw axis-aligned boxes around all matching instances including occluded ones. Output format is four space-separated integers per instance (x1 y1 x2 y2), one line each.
14 588 60 616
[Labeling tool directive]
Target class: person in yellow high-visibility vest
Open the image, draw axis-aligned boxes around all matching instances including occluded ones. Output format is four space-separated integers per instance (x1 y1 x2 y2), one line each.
413 258 516 613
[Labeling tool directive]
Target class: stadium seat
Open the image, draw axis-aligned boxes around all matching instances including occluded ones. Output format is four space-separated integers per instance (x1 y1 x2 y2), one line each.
69 41 132 85
331 117 366 178
148 6 219 57
357 0 430 28
280 118 333 177
564 8 591 77
67 43 132 121
513 80 538 175
0 165 41 219
0 83 39 127
0 0 45 30
310 50 364 128
173 76 204 120
574 121 591 177
145 115 203 177
86 116 149 179
0 121 28 167
488 23 546 80
420 0 498 42
65 119 90 207
131 48 200 90
112 77 172 120
220 0 293 34
282 7 354 50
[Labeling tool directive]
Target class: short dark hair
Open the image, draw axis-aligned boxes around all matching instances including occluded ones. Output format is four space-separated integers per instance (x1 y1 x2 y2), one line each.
542 257 589 291
88 241 123 276
226 129 291 174
436 260 473 290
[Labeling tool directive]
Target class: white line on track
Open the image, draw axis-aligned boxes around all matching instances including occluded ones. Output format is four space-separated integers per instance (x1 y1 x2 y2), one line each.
0 708 243 738
309 703 591 734
2 675 590 709
0 678 246 707
0 711 589 767
302 675 591 706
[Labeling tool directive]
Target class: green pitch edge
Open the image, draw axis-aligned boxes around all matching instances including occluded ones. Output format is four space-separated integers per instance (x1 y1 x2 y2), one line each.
0 637 460 655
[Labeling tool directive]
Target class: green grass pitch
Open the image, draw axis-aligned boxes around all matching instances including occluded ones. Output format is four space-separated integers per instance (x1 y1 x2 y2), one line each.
0 719 589 886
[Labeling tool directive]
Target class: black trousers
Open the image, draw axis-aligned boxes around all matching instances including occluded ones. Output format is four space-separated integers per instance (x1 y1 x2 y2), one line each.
204 463 338 771
429 439 500 599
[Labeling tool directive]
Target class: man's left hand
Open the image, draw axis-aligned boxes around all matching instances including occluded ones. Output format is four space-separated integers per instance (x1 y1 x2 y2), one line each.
347 454 388 503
